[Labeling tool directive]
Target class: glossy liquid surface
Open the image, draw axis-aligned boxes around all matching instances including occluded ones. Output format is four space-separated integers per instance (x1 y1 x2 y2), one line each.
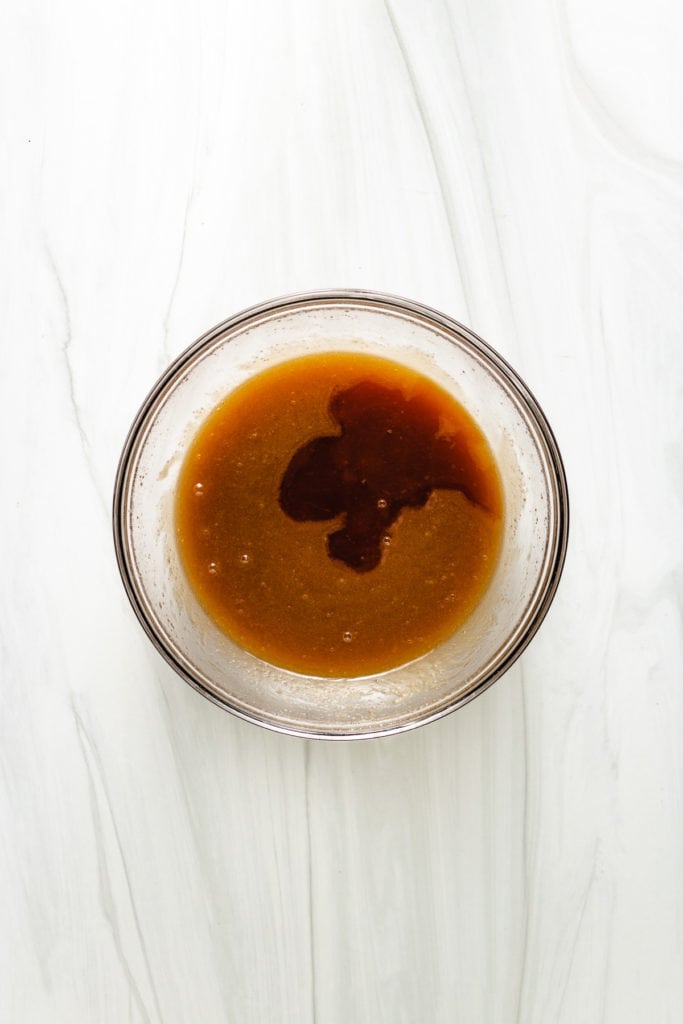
175 352 504 677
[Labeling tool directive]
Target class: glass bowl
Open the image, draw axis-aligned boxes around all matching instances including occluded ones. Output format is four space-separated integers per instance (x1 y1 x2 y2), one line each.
113 290 568 739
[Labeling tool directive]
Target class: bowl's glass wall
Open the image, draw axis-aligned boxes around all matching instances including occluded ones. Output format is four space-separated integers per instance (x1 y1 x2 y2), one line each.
116 294 566 737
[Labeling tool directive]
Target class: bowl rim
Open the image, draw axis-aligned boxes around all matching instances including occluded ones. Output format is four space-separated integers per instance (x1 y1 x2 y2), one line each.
112 288 569 739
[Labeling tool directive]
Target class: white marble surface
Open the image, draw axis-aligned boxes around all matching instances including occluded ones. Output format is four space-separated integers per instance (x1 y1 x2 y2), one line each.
2 0 682 1020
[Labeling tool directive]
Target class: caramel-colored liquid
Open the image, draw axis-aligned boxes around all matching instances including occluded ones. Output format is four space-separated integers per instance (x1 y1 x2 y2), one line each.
175 352 504 677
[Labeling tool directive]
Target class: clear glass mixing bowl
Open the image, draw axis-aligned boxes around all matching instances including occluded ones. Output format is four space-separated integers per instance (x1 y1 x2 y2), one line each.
113 291 568 738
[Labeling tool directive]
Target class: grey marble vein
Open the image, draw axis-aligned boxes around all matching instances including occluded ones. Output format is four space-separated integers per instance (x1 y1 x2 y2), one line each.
557 0 683 187
160 194 193 368
71 700 163 1024
383 0 474 320
304 742 318 1024
43 240 106 514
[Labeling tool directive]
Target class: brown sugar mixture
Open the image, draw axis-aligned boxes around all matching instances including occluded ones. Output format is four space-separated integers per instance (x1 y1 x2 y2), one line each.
175 352 504 677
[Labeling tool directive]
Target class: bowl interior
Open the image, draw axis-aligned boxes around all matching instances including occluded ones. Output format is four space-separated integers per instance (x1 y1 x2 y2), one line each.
116 294 567 737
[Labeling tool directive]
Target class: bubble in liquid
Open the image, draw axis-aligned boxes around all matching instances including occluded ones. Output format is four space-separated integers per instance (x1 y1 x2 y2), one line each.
382 534 391 547
239 553 250 564
342 631 353 643
208 562 218 575
377 498 388 510
193 482 204 495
